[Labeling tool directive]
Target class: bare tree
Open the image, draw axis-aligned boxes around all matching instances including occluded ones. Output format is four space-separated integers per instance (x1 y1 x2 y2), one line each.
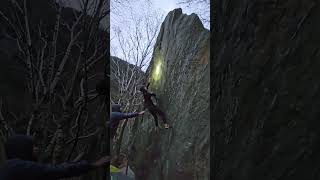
0 1 109 178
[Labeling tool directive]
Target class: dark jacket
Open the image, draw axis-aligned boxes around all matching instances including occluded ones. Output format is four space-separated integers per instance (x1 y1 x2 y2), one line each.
0 135 94 180
139 84 157 108
142 91 156 108
110 104 139 138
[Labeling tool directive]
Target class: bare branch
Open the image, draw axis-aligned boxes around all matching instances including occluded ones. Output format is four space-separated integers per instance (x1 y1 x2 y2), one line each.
66 129 99 145
48 7 62 85
50 13 84 92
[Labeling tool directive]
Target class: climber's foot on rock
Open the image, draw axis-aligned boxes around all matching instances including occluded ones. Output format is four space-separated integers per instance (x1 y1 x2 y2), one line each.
164 123 169 129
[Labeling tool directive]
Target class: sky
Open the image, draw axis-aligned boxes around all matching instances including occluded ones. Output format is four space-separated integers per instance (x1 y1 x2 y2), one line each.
152 0 210 28
111 0 209 29
153 0 176 13
111 0 210 70
60 0 210 69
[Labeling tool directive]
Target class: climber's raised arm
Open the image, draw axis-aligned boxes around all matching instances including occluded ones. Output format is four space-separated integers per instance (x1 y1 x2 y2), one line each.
123 112 144 119
111 111 144 122
110 104 144 138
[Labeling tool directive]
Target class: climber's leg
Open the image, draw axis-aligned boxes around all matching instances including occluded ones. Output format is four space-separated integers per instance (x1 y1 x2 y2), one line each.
155 108 167 123
149 109 159 127
154 107 169 129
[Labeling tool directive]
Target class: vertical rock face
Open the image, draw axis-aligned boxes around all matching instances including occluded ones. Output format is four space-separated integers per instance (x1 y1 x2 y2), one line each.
121 8 210 180
213 1 320 180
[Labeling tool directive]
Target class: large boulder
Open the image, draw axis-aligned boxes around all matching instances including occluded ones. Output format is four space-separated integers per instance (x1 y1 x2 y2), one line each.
119 8 210 180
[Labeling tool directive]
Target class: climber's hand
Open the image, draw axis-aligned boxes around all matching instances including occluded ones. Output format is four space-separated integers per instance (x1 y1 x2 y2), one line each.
138 111 145 115
92 156 110 167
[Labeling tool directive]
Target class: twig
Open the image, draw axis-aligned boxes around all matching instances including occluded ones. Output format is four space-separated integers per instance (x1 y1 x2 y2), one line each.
66 129 99 145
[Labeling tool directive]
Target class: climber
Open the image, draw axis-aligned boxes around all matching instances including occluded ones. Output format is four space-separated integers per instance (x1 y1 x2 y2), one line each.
110 104 145 139
139 83 169 129
110 154 135 180
0 135 110 180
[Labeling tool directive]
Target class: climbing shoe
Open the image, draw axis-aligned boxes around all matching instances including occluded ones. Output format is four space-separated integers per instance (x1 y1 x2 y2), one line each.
164 124 169 129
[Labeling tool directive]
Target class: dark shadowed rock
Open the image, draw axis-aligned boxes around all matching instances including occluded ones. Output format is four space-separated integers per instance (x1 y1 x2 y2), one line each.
212 1 320 180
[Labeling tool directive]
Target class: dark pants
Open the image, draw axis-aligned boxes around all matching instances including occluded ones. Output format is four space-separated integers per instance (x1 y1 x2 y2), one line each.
147 105 167 127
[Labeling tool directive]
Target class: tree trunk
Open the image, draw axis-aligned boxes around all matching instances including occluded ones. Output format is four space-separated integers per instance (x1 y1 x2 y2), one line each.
0 136 6 167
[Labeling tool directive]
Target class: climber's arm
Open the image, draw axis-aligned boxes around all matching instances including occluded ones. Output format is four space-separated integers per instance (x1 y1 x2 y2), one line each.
111 112 135 122
123 112 140 119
